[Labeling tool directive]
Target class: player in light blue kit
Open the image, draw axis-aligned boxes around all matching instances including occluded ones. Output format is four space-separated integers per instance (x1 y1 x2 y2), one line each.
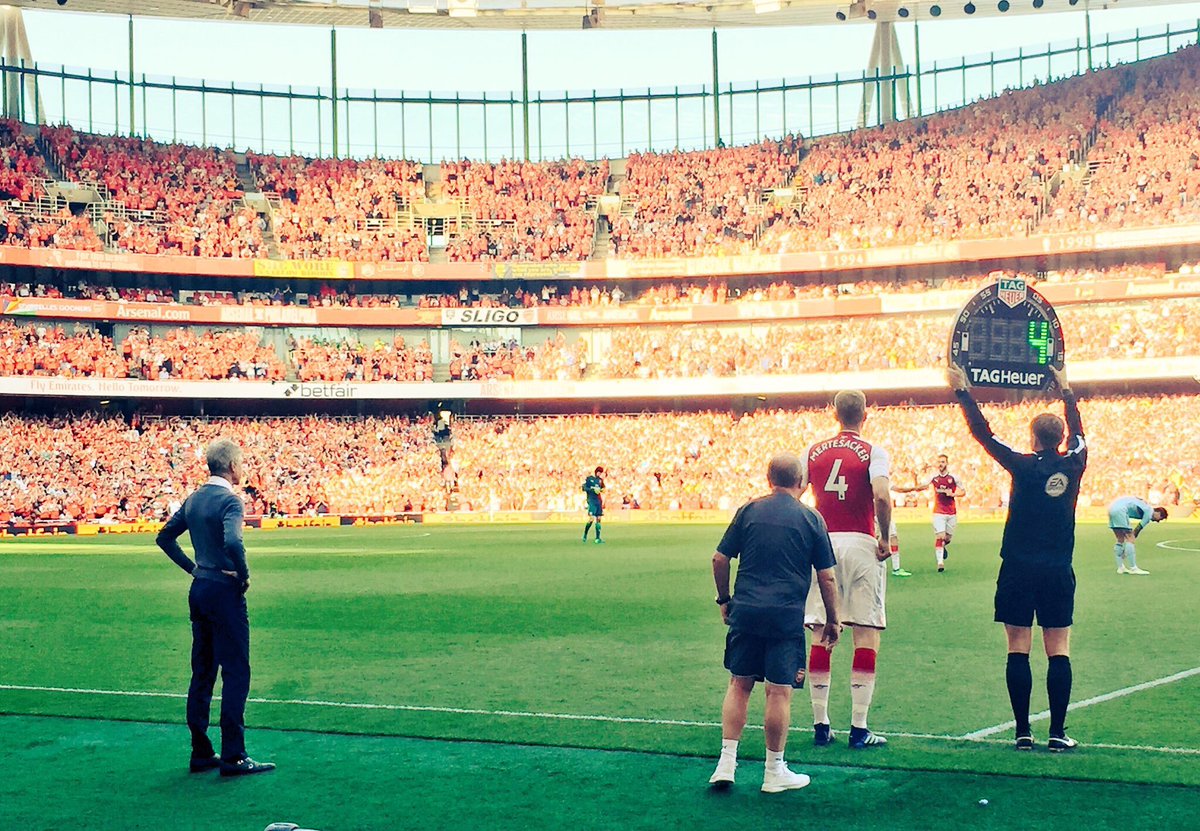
1107 496 1167 575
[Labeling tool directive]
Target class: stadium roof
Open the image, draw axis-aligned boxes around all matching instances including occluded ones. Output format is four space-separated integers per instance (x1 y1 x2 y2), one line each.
15 0 1193 32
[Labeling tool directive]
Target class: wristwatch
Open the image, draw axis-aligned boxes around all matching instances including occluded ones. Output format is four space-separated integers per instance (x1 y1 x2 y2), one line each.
715 595 732 605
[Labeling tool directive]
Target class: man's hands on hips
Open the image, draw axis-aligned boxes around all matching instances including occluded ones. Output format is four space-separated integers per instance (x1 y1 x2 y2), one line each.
222 569 250 594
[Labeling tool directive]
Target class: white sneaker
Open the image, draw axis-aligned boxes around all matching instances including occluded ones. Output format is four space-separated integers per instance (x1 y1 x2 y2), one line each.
1117 565 1129 574
708 757 736 786
761 764 811 793
1128 567 1150 575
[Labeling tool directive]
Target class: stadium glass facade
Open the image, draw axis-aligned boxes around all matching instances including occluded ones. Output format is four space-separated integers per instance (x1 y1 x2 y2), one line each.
5 19 1198 162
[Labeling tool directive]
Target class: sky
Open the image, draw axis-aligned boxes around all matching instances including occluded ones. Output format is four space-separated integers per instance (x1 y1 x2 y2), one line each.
23 3 1200 93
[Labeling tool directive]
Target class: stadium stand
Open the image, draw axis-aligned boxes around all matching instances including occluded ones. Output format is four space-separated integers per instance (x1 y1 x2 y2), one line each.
248 154 428 262
1044 46 1200 230
2 46 1196 263
440 158 608 262
39 124 265 257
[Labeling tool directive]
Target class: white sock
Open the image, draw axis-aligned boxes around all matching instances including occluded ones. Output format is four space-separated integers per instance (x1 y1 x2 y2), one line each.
1114 542 1125 567
890 550 902 571
810 676 830 725
720 738 738 759
765 749 784 770
935 544 945 565
1124 541 1138 569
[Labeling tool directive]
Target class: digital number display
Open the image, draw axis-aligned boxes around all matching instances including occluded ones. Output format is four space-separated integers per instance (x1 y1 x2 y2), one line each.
947 278 1065 391
966 318 1053 366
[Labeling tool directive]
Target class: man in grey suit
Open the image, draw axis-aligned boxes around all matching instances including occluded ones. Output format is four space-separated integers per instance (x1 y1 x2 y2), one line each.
157 438 275 777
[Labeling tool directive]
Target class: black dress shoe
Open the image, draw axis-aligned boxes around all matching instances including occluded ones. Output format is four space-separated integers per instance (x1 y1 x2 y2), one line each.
220 756 276 777
189 755 221 773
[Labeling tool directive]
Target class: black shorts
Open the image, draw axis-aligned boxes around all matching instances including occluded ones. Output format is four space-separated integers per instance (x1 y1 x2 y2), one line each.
994 560 1075 629
723 630 807 688
587 504 603 518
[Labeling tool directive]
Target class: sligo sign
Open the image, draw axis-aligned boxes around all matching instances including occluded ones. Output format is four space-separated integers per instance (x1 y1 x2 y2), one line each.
440 307 537 327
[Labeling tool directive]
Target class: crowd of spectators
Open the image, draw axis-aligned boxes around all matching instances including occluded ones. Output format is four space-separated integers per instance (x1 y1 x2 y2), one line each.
596 297 1200 378
612 138 801 258
249 154 428 262
121 327 286 381
2 395 1196 523
41 125 265 258
440 159 607 262
758 70 1121 254
0 118 48 203
0 413 442 522
396 399 1199 513
291 335 434 382
0 320 125 377
1045 47 1200 231
1 287 1196 382
0 321 285 380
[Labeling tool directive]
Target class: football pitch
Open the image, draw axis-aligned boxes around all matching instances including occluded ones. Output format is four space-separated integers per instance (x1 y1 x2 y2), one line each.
2 521 1199 830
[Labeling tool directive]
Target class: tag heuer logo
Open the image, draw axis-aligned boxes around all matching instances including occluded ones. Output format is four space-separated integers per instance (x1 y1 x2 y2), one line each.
998 278 1027 308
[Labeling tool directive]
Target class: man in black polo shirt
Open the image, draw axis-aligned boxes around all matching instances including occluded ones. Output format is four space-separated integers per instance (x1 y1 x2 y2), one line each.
949 364 1086 752
709 453 840 793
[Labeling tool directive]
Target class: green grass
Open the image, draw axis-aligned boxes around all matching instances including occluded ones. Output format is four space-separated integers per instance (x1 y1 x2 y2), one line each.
3 521 1199 830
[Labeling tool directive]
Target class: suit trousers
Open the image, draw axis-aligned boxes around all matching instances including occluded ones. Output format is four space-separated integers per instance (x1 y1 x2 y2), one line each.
186 577 251 761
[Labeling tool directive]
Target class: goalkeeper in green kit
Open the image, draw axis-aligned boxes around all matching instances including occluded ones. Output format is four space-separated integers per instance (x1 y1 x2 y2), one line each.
582 466 606 544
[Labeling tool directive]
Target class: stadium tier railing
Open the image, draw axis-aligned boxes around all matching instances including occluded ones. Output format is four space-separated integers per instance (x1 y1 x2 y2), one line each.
2 221 1200 283
4 269 1200 328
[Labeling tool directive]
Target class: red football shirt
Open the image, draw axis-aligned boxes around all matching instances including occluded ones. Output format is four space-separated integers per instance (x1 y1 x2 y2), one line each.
803 431 891 536
931 473 959 515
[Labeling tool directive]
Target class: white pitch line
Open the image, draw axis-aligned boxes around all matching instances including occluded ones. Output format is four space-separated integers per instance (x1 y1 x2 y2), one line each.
1156 539 1200 552
963 666 1200 740
2 682 1199 755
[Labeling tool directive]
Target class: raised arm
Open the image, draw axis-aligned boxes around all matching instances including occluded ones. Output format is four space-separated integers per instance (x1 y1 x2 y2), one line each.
1052 366 1086 463
947 365 1021 471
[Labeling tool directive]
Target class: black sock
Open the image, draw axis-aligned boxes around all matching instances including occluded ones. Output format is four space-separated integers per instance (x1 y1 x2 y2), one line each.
1047 655 1073 737
583 521 593 538
1006 652 1032 736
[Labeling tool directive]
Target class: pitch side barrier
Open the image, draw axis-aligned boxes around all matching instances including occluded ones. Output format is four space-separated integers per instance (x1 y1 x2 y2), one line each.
3 507 1175 538
4 273 1200 330
0 514 423 538
2 222 1198 283
0 355 1195 402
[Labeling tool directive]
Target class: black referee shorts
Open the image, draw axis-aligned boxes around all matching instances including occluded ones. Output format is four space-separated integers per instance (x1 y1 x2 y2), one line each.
994 559 1076 629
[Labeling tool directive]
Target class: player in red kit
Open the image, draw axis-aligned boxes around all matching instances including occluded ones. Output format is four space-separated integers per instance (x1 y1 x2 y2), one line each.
800 390 892 750
896 454 966 572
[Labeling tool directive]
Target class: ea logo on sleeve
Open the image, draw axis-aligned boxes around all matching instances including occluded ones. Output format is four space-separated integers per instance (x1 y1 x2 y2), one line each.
1044 473 1069 498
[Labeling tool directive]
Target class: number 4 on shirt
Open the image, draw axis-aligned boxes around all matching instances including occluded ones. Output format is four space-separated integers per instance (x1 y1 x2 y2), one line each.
824 458 848 501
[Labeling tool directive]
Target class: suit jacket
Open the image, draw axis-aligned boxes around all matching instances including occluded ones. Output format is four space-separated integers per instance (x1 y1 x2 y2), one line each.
157 478 249 585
